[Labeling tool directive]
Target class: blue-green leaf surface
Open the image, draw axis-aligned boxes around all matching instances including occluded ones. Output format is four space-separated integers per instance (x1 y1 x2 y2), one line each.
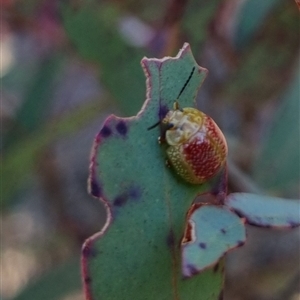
225 193 300 228
83 44 224 300
61 2 146 116
182 204 246 277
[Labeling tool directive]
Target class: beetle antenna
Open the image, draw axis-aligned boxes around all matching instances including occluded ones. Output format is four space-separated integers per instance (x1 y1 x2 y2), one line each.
148 67 195 131
177 67 195 99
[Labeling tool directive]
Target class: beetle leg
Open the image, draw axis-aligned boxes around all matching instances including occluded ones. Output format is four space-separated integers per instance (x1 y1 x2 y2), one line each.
158 136 165 144
165 159 172 168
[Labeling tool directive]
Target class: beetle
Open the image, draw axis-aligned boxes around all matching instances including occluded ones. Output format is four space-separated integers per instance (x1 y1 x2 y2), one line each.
148 67 228 184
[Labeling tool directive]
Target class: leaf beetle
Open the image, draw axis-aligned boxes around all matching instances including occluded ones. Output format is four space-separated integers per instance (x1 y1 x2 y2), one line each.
148 67 228 184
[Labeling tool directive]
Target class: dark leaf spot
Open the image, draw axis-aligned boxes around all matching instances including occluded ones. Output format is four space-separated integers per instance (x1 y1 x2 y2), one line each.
116 121 127 136
128 186 141 200
159 105 169 120
246 219 271 228
288 221 299 228
185 264 198 277
90 179 102 197
84 276 92 284
220 228 226 234
232 210 244 219
113 194 128 206
82 245 97 258
237 240 245 247
100 126 111 138
166 229 175 248
213 263 220 273
199 242 207 249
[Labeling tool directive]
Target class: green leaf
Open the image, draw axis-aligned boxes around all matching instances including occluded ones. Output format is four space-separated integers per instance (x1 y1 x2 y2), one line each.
4 55 63 148
2 100 110 210
183 0 222 53
61 2 146 116
223 2 298 105
83 44 223 300
234 0 283 50
12 258 80 300
225 193 300 228
182 204 246 277
253 70 300 195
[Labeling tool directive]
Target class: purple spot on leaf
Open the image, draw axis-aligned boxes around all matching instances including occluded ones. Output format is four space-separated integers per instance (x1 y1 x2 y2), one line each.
113 194 128 207
237 240 244 247
84 276 92 284
116 121 127 136
90 179 102 197
199 242 207 249
185 264 198 277
232 210 244 219
166 229 175 248
248 219 271 228
82 244 97 258
159 105 169 120
113 187 142 207
128 186 141 200
288 221 299 228
100 126 111 138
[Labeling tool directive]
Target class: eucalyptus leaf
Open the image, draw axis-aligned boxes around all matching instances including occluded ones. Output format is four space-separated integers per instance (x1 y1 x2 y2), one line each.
233 0 283 50
182 204 246 277
225 193 300 228
83 44 223 300
4 55 63 148
253 70 300 195
61 2 146 116
13 258 80 300
2 100 109 210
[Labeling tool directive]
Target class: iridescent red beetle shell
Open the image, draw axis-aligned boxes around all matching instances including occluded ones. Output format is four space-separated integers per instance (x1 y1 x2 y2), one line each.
161 104 227 184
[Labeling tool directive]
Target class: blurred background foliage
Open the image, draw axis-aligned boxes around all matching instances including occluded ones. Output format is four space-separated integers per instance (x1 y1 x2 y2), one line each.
1 0 299 299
